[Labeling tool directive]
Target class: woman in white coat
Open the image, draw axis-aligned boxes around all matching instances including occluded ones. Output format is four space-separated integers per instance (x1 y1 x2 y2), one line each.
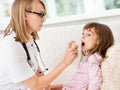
0 0 78 90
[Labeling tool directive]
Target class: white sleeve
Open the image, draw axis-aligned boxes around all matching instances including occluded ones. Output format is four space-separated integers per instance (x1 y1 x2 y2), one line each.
3 40 35 83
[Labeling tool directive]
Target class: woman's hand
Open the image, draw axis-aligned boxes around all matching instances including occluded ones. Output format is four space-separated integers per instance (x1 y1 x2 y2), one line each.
49 84 63 90
63 41 78 66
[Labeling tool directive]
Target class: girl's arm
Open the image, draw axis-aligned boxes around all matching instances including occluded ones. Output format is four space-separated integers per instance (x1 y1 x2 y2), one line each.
22 41 78 90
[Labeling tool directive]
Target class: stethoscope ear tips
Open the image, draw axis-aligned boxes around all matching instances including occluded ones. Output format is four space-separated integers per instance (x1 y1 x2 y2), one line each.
39 68 48 73
46 68 48 71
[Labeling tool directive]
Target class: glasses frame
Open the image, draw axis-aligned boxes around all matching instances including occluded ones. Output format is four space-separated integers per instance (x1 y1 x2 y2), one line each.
25 10 45 18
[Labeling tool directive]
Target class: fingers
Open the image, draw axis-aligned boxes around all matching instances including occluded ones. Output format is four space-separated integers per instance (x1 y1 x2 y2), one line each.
69 42 78 53
71 43 78 50
71 50 79 55
69 48 79 59
67 40 75 50
63 41 79 66
67 41 78 52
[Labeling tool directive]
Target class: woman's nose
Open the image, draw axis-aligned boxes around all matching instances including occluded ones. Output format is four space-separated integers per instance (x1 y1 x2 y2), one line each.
41 18 46 22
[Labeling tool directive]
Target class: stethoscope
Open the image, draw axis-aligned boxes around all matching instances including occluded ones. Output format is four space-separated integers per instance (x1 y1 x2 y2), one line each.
22 41 48 73
33 41 48 73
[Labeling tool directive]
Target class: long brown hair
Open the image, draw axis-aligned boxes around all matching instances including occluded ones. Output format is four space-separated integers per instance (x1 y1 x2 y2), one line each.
4 0 46 43
83 22 114 58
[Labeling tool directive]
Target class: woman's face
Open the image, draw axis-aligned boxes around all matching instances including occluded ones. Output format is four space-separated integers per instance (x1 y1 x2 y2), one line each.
25 2 45 33
81 27 99 53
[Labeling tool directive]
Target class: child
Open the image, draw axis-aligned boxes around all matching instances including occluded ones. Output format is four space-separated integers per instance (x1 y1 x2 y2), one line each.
50 22 114 90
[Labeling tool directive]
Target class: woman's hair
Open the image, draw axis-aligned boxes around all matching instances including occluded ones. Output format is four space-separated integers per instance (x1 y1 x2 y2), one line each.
83 22 114 58
4 0 46 43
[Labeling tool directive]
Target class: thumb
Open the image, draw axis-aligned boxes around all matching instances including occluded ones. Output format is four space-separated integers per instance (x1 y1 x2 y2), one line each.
67 41 75 49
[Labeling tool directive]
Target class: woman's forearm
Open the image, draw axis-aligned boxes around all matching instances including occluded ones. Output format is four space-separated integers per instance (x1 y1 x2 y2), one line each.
37 61 67 89
23 41 78 90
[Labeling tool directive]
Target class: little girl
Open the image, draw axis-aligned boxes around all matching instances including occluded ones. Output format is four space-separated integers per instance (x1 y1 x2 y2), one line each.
50 22 114 90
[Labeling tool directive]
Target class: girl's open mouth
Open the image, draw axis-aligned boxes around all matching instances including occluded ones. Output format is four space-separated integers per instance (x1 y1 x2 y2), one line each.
81 42 85 46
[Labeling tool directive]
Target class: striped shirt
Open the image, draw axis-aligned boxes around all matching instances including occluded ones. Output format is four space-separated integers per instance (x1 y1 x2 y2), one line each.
62 53 102 90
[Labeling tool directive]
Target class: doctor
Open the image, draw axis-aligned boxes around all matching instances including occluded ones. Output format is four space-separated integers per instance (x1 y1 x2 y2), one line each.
0 0 78 90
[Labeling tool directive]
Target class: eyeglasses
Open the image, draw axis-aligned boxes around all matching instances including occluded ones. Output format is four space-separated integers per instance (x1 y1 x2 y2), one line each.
25 10 45 18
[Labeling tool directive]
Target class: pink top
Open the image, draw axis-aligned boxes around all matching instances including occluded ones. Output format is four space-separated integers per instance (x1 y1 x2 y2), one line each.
62 53 102 90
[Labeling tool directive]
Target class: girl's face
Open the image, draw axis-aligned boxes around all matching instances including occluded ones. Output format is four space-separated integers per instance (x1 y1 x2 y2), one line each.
81 27 99 53
25 2 45 33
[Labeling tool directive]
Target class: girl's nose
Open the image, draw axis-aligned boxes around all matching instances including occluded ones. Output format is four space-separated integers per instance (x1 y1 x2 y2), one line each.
81 35 85 40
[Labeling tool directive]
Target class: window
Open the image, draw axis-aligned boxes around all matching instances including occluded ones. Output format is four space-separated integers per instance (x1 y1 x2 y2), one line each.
45 0 120 19
0 0 13 18
105 0 120 9
0 0 120 19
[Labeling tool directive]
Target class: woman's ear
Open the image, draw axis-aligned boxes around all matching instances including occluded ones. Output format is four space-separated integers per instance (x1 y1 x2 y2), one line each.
24 12 28 20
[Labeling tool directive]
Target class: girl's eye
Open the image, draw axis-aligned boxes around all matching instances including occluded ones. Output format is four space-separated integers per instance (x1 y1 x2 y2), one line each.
87 34 91 36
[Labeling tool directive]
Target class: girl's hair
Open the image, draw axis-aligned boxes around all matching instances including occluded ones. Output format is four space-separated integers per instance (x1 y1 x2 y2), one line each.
83 22 114 58
4 0 46 43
